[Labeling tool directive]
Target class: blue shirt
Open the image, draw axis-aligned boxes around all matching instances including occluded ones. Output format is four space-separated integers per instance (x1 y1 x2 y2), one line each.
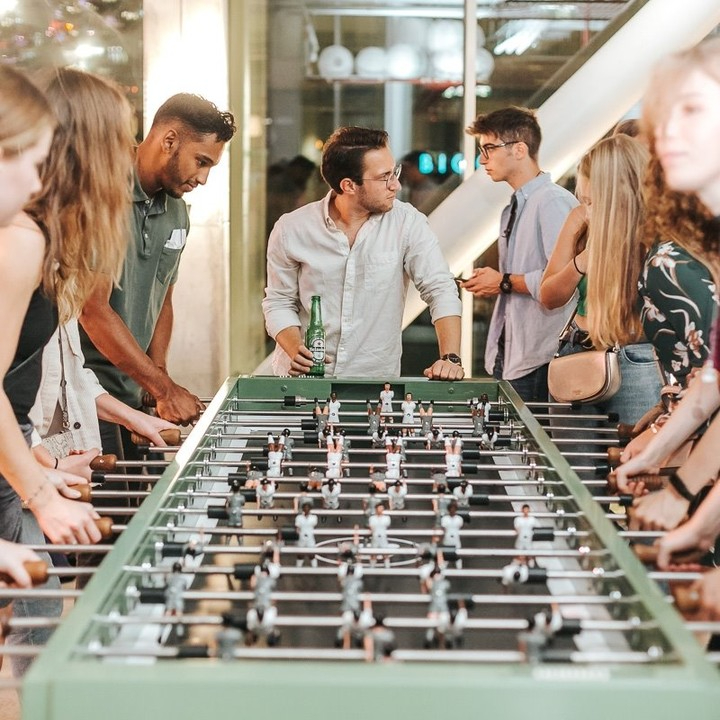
485 172 578 380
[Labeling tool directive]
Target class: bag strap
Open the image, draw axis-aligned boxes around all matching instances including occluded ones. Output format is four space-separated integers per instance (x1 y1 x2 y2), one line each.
57 328 70 432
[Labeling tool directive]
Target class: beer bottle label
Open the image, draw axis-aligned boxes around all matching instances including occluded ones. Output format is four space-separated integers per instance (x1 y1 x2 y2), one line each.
310 338 325 363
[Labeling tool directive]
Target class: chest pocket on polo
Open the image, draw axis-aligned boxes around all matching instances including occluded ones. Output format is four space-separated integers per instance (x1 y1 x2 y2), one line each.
155 229 186 286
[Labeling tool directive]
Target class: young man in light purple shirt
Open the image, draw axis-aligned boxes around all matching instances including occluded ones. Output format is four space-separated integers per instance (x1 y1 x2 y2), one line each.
462 107 577 402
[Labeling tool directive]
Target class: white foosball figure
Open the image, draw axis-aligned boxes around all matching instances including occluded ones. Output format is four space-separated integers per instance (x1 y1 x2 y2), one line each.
226 484 246 527
514 504 537 555
321 478 342 510
501 558 530 587
246 605 279 646
295 500 318 567
445 431 463 452
387 479 407 512
441 501 464 568
267 441 283 478
256 478 277 509
385 448 402 481
328 392 341 425
445 449 462 479
481 425 498 450
326 436 343 480
379 382 394 421
368 502 391 566
452 479 473 508
401 392 417 431
426 426 445 450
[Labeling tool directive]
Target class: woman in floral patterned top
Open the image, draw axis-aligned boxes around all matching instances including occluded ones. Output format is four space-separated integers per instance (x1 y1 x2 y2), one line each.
638 240 716 385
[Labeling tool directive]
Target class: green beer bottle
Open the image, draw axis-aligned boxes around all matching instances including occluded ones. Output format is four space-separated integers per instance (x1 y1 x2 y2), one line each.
305 295 326 377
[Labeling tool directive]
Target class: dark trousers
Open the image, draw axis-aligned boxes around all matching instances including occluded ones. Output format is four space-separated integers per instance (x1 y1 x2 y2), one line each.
492 330 549 403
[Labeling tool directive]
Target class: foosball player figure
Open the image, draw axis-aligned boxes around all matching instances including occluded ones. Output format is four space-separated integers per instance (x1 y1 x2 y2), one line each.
418 400 434 436
326 435 343 479
518 603 564 664
279 428 294 475
446 430 463 452
226 480 246 528
319 423 332 448
163 562 188 638
368 466 387 493
267 434 284 478
256 477 277 510
363 482 382 523
246 462 264 489
313 398 330 433
418 538 445 592
336 561 366 648
307 467 324 491
328 391 341 425
452 478 473 508
445 438 462 479
372 423 389 448
387 479 408 521
446 597 470 648
480 424 498 450
215 620 244 661
501 556 530 587
426 425 445 450
424 565 451 649
321 478 342 522
379 382 394 423
385 442 403 482
441 500 464 568
432 482 451 525
366 400 381 437
339 428 351 473
364 608 395 663
246 598 279 647
368 501 391 567
295 499 318 567
514 504 537 566
401 392 417 433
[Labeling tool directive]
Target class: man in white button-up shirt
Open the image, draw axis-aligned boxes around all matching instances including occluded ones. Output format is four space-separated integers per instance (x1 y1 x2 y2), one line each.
263 126 463 380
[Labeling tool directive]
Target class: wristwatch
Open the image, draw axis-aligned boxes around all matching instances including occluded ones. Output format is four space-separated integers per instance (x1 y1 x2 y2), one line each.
500 273 513 294
441 353 462 365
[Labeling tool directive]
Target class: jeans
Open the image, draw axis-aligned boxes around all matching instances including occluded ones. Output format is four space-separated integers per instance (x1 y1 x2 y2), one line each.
549 340 662 487
0 423 62 678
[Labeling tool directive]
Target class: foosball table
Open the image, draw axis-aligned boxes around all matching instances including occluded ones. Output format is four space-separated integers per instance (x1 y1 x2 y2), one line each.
22 376 720 719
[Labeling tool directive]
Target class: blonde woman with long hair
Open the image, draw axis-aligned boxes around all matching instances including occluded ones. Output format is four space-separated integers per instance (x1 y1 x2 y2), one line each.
0 67 135 675
543 135 662 431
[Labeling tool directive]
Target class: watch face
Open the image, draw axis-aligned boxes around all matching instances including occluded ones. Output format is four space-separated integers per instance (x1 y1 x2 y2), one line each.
500 274 512 294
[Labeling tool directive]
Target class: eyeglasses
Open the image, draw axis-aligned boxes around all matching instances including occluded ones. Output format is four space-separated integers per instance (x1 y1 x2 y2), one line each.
478 140 520 160
361 163 402 189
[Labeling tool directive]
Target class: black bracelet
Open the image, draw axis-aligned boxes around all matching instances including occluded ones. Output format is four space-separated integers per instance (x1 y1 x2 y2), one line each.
53 457 59 470
572 255 585 276
668 471 696 503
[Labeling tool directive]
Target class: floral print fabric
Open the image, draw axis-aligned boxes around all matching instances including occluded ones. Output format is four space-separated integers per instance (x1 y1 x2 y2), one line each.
638 241 717 384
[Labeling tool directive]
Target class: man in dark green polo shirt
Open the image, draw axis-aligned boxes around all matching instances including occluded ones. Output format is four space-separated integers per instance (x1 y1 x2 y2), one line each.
80 94 236 460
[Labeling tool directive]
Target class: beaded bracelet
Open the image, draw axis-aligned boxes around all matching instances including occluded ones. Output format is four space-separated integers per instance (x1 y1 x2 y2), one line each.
572 255 586 276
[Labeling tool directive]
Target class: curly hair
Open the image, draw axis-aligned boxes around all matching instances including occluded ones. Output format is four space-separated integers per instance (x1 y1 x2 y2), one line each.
26 68 134 322
642 155 718 279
